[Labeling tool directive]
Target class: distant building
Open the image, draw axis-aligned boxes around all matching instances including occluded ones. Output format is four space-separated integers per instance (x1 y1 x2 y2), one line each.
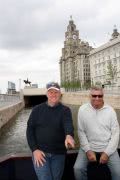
7 81 16 94
59 17 92 89
31 84 38 88
89 27 120 89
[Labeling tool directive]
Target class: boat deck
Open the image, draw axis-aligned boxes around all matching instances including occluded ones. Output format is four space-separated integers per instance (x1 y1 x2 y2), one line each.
0 149 120 180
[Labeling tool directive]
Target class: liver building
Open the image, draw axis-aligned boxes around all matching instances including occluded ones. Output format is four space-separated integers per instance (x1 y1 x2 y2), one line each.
59 17 92 89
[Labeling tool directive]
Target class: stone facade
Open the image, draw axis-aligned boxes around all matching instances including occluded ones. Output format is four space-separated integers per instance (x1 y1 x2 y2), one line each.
59 17 92 88
89 27 120 89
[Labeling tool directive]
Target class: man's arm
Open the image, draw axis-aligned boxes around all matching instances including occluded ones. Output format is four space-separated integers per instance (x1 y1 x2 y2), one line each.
26 107 46 167
104 109 120 156
78 108 96 161
78 108 90 152
63 106 75 148
63 106 74 136
26 108 38 152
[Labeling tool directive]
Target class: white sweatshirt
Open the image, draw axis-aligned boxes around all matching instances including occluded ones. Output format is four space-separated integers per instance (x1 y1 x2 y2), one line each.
78 103 120 156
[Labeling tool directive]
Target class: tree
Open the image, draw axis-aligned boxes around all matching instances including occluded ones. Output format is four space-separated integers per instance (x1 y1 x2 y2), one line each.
61 80 81 91
107 60 117 85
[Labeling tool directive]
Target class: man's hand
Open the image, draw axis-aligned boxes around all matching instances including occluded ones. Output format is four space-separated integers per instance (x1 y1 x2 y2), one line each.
86 150 96 162
33 149 46 167
99 152 109 164
65 135 75 149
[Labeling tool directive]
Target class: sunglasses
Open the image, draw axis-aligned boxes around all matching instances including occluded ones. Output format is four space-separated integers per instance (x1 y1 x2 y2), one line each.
91 95 103 98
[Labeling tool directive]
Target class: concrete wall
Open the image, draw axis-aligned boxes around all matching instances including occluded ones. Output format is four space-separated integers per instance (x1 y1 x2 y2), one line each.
61 92 120 109
0 101 24 129
22 87 46 96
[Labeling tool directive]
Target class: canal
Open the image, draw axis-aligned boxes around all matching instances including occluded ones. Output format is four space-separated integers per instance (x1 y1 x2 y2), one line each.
0 108 31 157
0 105 120 157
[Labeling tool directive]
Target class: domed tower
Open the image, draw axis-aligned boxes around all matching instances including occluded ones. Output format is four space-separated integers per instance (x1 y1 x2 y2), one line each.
110 25 119 40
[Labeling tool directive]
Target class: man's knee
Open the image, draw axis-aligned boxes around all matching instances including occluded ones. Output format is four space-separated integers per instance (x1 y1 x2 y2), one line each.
74 165 85 175
74 165 87 180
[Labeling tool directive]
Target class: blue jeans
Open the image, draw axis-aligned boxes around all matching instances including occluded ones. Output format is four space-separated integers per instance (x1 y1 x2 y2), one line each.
74 148 120 180
32 153 65 180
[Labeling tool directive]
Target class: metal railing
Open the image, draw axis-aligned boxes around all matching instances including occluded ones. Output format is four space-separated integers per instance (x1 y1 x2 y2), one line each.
64 88 120 95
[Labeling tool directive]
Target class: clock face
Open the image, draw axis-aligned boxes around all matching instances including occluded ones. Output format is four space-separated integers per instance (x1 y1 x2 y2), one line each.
73 35 77 39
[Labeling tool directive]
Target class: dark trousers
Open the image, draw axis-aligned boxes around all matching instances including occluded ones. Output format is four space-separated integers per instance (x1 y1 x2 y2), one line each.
87 153 111 180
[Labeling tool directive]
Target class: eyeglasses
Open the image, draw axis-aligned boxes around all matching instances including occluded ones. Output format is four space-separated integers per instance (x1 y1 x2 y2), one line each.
91 95 103 98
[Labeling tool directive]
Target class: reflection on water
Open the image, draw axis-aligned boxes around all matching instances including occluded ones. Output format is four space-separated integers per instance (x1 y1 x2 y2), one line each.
0 106 120 157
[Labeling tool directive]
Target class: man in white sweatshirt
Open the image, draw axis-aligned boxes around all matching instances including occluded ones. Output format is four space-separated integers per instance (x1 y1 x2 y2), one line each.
74 86 120 180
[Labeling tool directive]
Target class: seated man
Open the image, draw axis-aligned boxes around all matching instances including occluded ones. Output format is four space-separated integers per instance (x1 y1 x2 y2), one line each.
74 86 120 180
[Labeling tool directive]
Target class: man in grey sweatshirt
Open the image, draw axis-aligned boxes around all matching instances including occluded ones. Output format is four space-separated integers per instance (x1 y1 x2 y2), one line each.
74 86 120 180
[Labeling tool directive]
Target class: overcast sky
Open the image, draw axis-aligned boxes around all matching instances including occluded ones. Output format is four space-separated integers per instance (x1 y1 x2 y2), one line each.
0 0 120 93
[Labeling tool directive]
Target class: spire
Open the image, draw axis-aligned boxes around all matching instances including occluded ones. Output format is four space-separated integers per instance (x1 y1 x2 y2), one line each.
67 16 75 32
70 15 72 20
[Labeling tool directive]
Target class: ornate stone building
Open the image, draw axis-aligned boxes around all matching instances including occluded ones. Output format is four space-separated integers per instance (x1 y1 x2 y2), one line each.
89 27 120 89
59 17 92 89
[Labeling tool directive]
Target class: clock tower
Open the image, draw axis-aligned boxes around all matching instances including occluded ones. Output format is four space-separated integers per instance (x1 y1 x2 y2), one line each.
59 17 92 89
66 16 79 38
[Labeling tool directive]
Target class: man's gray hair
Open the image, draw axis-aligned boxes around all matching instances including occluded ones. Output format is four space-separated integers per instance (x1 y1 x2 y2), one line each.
90 86 104 92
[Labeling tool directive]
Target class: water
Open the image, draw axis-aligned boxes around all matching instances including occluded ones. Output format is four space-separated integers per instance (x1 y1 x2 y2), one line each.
0 108 31 157
0 106 120 157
